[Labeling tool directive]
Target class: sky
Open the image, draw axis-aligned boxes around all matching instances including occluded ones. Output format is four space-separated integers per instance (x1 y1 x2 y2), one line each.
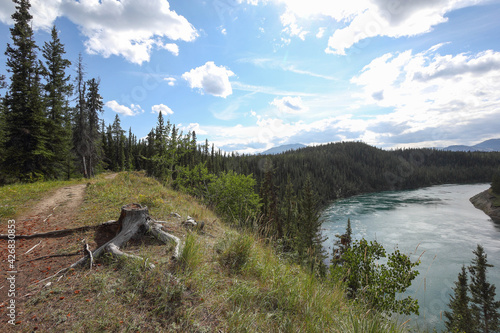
1 0 500 154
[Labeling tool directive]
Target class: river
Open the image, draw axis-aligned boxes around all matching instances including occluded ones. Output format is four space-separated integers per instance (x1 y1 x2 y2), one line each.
321 183 500 331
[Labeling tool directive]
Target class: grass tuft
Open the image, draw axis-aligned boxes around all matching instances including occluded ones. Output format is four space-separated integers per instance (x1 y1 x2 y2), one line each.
215 231 253 274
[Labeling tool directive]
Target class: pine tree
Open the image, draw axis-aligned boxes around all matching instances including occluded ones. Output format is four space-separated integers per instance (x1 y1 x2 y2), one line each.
72 54 89 177
298 175 327 275
281 175 298 252
331 218 353 267
72 55 103 178
111 114 125 171
259 160 281 238
85 78 103 175
0 75 7 177
492 172 500 195
445 265 474 333
4 0 48 181
469 244 500 333
42 25 73 179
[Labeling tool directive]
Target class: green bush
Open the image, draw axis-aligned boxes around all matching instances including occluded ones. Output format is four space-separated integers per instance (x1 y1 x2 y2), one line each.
331 238 420 316
207 171 261 226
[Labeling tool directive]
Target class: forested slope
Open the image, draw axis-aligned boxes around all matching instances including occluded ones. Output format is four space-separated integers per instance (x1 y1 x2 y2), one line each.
223 142 500 206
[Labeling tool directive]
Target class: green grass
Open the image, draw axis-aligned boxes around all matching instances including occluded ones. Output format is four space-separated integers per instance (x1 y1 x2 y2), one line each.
20 171 413 332
0 177 86 221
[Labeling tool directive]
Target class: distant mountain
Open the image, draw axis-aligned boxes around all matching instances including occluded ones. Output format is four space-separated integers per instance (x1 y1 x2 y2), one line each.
443 139 500 152
261 143 306 155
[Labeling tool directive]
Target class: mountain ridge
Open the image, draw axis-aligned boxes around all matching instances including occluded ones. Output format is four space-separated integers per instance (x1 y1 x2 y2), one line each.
442 139 500 152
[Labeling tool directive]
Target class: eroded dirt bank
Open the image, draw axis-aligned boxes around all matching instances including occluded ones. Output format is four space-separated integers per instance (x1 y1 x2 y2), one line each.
470 189 500 222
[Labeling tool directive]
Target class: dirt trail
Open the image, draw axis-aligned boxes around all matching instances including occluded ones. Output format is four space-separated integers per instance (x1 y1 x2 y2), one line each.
0 174 118 322
16 184 87 234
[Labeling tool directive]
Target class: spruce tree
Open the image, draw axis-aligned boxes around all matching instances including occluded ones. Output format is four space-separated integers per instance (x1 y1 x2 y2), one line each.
73 54 89 177
0 75 7 175
469 244 500 333
111 114 125 171
85 78 103 175
445 265 474 333
298 176 327 275
492 172 500 195
42 25 73 179
282 175 298 252
4 0 48 181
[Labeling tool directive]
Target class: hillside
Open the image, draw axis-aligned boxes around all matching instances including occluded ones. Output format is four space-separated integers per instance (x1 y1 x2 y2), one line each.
443 138 500 152
225 141 500 207
0 172 410 332
261 143 307 155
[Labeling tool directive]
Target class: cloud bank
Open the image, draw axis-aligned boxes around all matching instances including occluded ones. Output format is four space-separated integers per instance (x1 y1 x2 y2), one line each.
241 0 483 55
0 0 198 65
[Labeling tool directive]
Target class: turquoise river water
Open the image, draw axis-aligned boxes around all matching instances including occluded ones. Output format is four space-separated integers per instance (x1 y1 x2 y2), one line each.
321 183 500 331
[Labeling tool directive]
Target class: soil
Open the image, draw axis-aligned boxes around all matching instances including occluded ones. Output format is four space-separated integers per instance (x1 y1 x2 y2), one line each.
470 189 500 222
0 174 118 324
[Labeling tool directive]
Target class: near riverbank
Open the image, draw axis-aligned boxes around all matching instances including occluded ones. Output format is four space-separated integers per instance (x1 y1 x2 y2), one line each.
470 188 500 222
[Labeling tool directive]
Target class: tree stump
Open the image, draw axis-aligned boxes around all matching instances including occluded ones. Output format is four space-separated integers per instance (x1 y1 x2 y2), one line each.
71 203 181 269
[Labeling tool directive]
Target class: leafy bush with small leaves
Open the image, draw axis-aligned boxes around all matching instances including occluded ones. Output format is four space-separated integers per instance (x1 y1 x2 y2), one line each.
331 238 420 316
207 171 261 226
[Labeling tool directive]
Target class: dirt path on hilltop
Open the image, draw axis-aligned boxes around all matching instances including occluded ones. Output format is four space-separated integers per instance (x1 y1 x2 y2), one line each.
0 174 118 323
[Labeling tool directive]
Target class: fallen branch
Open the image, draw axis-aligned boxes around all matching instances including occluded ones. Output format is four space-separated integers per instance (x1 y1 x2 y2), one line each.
24 241 42 254
83 242 93 270
0 220 118 240
27 251 80 262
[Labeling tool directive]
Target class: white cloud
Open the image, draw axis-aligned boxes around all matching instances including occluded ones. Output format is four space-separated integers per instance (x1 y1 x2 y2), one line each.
180 123 208 135
182 61 235 98
105 101 144 116
164 77 177 86
316 27 326 39
280 9 308 40
0 0 198 65
241 0 482 55
270 96 309 114
159 43 179 56
350 46 500 146
0 0 62 30
0 1 14 25
219 26 227 35
151 104 174 115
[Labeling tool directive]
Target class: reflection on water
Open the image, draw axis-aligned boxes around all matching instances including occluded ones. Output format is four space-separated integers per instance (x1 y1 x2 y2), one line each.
321 183 500 331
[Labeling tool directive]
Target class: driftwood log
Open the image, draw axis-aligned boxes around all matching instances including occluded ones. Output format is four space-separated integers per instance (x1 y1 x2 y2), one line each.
34 203 181 284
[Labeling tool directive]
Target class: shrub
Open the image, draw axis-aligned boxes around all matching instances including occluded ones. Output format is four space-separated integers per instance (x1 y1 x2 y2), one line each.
207 171 261 226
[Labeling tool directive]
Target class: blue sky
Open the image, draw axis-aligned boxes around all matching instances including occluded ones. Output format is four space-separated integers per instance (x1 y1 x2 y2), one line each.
1 0 500 154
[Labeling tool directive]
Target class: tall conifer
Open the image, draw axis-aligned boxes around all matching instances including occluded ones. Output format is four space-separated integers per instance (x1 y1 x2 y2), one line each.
42 25 73 178
298 176 327 275
445 265 474 333
4 0 48 181
469 244 500 333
